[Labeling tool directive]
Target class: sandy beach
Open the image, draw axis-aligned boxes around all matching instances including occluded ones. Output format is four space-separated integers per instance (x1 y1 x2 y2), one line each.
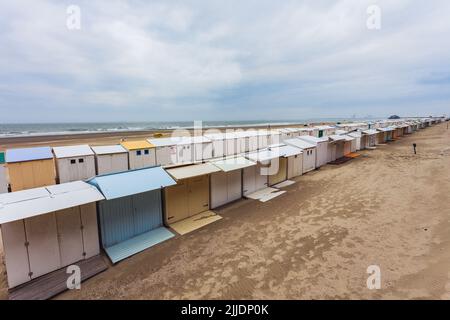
1 122 449 300
0 122 331 150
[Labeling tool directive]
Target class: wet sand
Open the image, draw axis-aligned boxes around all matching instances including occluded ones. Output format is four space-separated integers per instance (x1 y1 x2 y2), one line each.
1 122 450 300
0 122 321 150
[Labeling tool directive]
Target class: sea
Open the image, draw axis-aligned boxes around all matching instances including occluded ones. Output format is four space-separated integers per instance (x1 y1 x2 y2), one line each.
0 118 377 138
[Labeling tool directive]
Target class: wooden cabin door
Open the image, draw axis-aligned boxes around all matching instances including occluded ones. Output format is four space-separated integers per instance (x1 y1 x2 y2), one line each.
25 213 61 279
56 207 84 267
1 220 31 288
269 157 287 186
188 175 210 216
79 203 100 259
165 181 189 224
227 169 242 203
243 165 256 196
210 171 228 209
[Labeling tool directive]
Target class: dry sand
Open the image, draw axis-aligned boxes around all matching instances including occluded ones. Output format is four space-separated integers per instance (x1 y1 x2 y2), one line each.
1 122 450 300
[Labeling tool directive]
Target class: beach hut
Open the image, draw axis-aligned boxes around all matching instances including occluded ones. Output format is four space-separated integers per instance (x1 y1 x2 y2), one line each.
297 128 315 137
171 137 193 164
91 145 129 175
402 123 413 135
0 181 104 288
88 167 176 263
245 144 303 187
279 144 303 180
277 128 294 139
361 129 378 149
283 139 316 174
192 136 213 162
6 147 56 192
164 163 221 225
314 125 335 138
53 145 96 183
376 127 394 143
342 135 356 155
224 132 248 156
328 135 346 160
120 140 156 169
0 152 7 193
347 132 362 151
297 135 329 167
148 137 180 166
204 132 227 158
241 161 270 196
209 156 256 209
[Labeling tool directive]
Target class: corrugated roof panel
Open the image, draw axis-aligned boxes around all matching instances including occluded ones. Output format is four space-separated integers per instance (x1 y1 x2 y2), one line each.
5 146 53 163
343 135 355 141
53 145 94 158
91 145 127 155
314 125 335 130
0 181 104 224
329 135 346 142
210 156 256 172
298 135 328 145
148 137 187 147
191 136 211 144
120 140 155 151
284 139 316 150
278 145 303 157
166 163 221 180
377 127 394 132
89 166 176 200
245 149 281 162
204 133 225 140
348 132 362 138
362 129 379 135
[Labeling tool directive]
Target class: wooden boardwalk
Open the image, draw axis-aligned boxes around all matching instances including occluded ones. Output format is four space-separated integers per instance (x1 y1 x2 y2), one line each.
9 255 108 300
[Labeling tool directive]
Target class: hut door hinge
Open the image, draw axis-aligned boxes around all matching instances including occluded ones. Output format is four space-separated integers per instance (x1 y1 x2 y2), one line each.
80 225 84 230
82 252 86 257
24 241 29 247
28 272 33 277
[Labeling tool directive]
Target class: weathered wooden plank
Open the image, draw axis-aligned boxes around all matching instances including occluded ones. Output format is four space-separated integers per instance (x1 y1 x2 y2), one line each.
9 255 108 300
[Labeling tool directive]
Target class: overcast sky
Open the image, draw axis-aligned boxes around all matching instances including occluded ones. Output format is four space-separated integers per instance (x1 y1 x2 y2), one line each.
0 0 449 123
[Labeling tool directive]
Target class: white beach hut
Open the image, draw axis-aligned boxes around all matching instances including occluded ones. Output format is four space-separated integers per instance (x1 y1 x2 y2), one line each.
148 137 179 166
297 135 329 167
91 145 129 175
361 129 378 149
0 181 104 289
53 145 96 183
245 144 303 187
314 125 335 138
283 139 316 173
328 135 346 160
209 156 256 209
347 132 362 151
192 136 213 162
204 133 226 158
343 135 356 155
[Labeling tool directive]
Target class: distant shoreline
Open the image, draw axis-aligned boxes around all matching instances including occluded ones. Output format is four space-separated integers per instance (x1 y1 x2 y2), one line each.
0 121 331 150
